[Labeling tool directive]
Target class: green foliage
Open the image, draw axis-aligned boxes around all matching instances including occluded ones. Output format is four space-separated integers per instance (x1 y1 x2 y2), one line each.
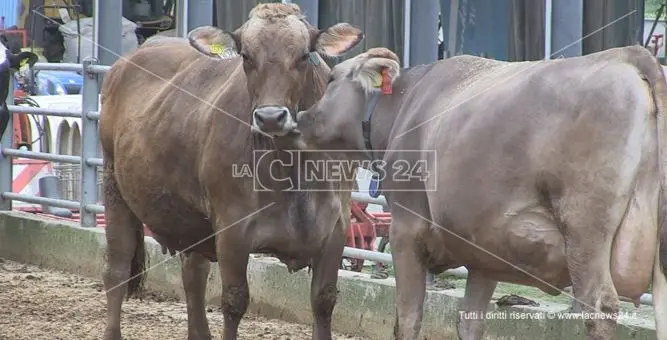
646 0 666 18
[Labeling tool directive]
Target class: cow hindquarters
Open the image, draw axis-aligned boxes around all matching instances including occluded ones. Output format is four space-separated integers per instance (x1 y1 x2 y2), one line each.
457 271 497 340
562 187 629 340
310 216 346 340
653 241 667 340
654 62 667 340
181 252 212 340
610 177 658 305
102 162 147 340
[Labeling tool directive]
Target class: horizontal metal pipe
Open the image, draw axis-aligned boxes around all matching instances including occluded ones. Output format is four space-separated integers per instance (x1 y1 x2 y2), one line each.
3 149 81 164
33 62 110 74
351 192 388 207
8 105 82 118
639 293 653 306
33 62 83 72
562 287 653 307
86 111 101 120
87 64 112 74
86 157 103 166
440 266 469 278
341 248 653 305
342 246 469 278
343 246 392 263
85 204 105 214
2 192 80 210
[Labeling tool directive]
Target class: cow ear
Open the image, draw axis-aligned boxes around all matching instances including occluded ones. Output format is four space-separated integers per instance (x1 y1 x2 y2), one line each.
8 51 38 70
312 23 363 57
188 26 239 59
353 48 401 95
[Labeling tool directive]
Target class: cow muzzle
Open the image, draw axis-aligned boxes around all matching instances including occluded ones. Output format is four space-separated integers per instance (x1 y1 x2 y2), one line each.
252 106 297 136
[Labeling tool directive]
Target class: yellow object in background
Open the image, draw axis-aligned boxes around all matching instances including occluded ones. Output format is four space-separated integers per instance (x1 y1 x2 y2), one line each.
16 0 89 29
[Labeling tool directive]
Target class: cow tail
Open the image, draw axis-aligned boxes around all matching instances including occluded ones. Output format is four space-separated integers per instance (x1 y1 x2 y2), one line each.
127 225 148 299
643 49 667 278
641 49 667 340
658 94 667 278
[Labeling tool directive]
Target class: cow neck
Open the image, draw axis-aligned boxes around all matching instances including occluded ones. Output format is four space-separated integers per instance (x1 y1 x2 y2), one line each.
359 66 422 198
361 90 391 199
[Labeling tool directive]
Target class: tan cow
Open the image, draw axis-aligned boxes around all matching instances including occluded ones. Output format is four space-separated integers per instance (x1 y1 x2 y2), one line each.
99 4 362 340
257 45 667 340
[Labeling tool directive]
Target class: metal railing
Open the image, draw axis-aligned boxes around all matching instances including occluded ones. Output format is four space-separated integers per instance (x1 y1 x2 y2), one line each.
53 164 104 202
2 59 107 227
1 60 654 308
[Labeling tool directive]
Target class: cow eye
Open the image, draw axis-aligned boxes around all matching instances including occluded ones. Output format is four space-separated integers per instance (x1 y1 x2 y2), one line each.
240 53 254 68
300 53 310 63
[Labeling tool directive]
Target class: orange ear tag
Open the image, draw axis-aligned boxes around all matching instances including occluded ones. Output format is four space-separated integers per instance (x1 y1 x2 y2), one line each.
381 68 392 94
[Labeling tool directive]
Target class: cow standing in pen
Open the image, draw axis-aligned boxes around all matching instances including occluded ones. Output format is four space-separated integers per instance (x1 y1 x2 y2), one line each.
255 45 667 340
99 4 363 340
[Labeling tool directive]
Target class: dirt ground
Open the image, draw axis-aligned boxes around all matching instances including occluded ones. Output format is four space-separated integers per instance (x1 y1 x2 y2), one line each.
0 258 368 340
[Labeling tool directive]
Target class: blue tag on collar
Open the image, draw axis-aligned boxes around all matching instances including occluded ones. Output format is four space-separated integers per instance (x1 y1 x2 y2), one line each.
368 173 381 198
309 52 321 66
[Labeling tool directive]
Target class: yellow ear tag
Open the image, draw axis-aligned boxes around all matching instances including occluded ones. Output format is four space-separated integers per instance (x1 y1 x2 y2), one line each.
210 44 224 55
371 72 383 88
19 59 27 68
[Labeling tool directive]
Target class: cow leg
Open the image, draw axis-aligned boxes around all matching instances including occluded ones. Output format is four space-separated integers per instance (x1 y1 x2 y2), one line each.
564 204 622 340
310 219 346 340
457 270 497 340
181 252 212 340
217 239 250 340
391 213 428 340
102 163 145 340
652 244 667 340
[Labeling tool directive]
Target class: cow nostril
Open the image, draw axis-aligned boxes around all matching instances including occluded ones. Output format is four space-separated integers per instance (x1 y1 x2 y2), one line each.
253 111 264 124
277 109 288 122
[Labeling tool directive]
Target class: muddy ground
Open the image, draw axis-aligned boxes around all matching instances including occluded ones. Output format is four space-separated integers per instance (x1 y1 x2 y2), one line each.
0 258 368 340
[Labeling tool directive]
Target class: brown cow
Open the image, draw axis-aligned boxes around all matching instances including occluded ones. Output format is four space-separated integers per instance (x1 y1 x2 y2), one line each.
257 46 667 340
99 4 362 340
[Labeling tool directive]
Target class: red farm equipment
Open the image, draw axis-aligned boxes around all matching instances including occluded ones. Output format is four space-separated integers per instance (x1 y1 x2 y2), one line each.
343 201 391 272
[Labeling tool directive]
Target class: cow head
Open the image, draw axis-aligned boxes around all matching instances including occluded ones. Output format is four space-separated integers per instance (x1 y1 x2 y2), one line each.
186 3 363 136
258 47 401 152
0 34 38 135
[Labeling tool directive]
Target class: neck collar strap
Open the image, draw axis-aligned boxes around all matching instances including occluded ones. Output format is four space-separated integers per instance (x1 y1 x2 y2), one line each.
361 91 382 198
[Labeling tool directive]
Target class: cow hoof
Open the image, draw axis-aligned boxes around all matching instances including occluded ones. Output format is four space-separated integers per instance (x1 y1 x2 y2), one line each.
103 328 122 340
187 334 212 340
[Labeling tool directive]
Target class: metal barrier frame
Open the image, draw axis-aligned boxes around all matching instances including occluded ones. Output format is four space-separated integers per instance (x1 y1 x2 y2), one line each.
1 59 108 227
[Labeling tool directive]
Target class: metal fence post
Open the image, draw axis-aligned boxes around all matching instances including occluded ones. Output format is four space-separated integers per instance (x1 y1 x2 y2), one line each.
80 58 100 228
187 0 213 32
0 74 15 211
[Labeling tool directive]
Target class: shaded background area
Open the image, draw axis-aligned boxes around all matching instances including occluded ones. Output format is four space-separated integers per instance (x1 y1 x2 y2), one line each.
212 0 645 64
0 0 651 64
